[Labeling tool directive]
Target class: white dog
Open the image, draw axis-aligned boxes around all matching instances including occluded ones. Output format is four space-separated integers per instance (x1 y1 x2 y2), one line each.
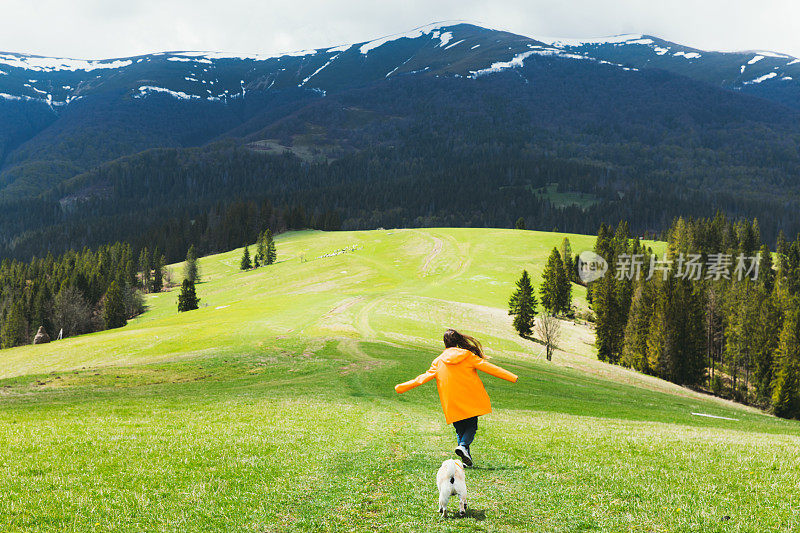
436 459 467 517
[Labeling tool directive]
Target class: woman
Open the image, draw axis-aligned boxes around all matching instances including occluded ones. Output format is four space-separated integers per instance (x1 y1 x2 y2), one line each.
394 329 518 466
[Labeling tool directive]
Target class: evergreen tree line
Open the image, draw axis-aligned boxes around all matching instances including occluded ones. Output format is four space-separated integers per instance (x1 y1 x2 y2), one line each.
3 123 800 265
0 243 162 348
590 214 800 419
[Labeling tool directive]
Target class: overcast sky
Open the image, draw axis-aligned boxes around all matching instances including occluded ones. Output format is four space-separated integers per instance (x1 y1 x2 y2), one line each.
2 0 799 59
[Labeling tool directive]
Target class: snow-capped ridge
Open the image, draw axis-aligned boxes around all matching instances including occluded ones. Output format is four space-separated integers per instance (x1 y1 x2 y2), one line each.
0 53 133 72
535 34 645 47
358 22 452 55
1 21 799 108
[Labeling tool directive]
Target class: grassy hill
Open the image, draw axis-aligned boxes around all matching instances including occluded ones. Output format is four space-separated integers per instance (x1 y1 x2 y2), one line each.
0 228 798 532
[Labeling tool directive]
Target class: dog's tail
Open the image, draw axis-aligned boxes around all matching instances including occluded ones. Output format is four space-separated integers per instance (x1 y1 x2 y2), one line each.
444 460 457 485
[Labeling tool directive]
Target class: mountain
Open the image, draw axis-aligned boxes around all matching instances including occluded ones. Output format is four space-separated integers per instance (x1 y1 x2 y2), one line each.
2 22 800 260
538 34 800 108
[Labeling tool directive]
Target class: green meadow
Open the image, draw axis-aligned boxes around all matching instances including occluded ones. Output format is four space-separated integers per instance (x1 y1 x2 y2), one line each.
0 228 798 532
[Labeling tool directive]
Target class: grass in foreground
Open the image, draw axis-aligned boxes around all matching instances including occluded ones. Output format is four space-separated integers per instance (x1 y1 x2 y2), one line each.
0 228 797 532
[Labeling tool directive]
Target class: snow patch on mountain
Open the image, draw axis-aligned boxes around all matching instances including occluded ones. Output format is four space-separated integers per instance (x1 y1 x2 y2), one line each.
299 54 340 86
673 51 701 59
359 22 448 55
744 72 778 84
135 86 200 100
469 50 537 78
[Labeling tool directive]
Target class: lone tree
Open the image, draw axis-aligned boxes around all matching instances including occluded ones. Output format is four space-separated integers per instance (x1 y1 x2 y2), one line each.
515 217 526 230
540 248 571 316
184 245 200 284
103 281 128 329
536 314 561 361
177 279 200 312
508 270 537 337
240 245 252 270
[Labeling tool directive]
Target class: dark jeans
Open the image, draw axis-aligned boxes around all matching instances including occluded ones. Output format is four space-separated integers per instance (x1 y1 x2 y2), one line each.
453 416 478 448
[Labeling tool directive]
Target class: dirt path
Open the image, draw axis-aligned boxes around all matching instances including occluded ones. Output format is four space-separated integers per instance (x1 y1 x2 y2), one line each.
354 294 395 338
320 296 365 320
421 236 444 276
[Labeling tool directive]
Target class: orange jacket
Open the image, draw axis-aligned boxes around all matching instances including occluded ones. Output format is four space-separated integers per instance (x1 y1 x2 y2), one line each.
394 347 518 424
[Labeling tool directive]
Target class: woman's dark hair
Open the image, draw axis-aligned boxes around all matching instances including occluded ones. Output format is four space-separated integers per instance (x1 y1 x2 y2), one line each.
443 329 485 358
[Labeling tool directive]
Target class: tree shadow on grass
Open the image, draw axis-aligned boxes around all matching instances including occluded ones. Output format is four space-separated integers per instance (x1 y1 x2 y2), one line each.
520 333 545 346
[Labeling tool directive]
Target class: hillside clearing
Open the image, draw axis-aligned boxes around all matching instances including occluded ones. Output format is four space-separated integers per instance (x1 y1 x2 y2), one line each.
0 228 796 532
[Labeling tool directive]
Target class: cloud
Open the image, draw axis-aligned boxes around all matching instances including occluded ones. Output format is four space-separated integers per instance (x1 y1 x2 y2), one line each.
1 0 798 59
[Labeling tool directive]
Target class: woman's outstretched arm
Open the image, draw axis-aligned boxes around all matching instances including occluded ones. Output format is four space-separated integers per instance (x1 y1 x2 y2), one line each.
395 361 437 393
473 355 518 383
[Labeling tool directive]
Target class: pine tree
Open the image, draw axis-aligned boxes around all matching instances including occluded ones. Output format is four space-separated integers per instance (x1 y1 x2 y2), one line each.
646 276 674 380
594 274 620 363
151 253 164 293
508 270 537 337
255 230 266 267
622 282 656 373
515 217 526 230
674 277 707 386
561 237 574 283
540 248 570 315
773 306 800 419
32 284 53 339
759 244 774 294
184 245 200 283
646 276 705 385
0 302 28 348
139 247 151 293
240 245 252 270
124 246 138 288
177 279 200 312
777 231 789 276
102 281 127 329
752 287 781 403
264 229 277 265
724 282 757 398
